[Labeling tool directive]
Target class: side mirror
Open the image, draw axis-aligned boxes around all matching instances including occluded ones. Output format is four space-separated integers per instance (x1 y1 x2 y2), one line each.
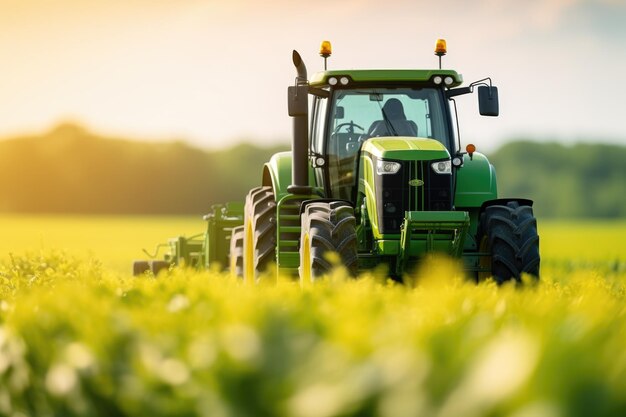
288 85 308 117
478 86 499 116
335 106 345 119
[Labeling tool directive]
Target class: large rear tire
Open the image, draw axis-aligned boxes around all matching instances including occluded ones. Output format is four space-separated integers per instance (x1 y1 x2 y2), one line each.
229 225 244 279
132 260 150 276
299 201 358 284
243 186 277 283
478 201 540 284
150 260 170 276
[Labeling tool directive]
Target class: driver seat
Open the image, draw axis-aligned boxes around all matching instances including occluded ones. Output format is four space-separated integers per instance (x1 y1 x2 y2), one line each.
368 98 418 137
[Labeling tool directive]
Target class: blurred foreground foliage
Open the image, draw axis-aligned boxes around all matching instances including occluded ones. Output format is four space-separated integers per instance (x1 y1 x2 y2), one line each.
0 123 624 217
1 252 625 417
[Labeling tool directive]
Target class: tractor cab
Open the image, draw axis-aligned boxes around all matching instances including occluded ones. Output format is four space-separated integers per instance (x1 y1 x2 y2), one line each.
308 71 461 202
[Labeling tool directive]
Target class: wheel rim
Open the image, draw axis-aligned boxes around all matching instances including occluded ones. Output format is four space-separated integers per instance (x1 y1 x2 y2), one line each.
301 233 311 286
230 249 236 278
245 222 254 284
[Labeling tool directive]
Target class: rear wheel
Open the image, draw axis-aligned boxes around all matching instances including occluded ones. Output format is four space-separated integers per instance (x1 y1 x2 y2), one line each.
299 201 358 284
243 186 277 283
132 260 150 276
229 225 244 279
478 201 540 284
150 260 170 276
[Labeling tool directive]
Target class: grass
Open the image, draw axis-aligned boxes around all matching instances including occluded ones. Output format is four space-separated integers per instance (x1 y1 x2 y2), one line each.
0 215 201 273
539 220 625 263
1 215 623 272
0 216 624 416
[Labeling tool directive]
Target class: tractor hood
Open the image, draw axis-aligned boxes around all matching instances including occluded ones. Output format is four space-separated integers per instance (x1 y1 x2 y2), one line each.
361 137 450 161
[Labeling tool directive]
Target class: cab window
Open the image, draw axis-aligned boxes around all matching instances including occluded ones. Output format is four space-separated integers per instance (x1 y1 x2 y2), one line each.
325 87 450 201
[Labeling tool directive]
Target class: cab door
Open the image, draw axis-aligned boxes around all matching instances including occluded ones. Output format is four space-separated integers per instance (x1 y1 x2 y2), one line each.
310 96 329 192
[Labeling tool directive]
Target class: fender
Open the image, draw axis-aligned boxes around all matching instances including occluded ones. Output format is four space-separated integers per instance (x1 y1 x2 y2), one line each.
298 198 354 216
262 152 318 201
262 152 294 201
479 198 534 214
454 152 498 208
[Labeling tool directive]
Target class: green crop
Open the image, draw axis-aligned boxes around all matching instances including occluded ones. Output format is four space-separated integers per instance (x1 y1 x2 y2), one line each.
0 258 624 416
0 219 625 416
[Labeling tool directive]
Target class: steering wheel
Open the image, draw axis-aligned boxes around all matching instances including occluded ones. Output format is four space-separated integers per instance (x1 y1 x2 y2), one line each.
332 121 365 135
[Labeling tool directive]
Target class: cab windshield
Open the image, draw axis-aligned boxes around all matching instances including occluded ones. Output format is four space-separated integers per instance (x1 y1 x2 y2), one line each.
321 87 451 200
330 88 449 144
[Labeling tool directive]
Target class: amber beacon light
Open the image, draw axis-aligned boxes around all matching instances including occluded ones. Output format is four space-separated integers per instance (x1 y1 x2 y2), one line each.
434 39 447 56
435 38 447 69
320 40 332 57
320 40 332 70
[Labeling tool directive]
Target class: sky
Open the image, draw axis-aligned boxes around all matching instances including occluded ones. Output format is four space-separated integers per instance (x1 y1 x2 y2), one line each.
1 0 625 150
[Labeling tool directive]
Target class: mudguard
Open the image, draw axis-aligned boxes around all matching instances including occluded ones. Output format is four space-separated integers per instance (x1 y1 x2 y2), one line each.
262 152 294 201
454 152 498 208
262 152 318 201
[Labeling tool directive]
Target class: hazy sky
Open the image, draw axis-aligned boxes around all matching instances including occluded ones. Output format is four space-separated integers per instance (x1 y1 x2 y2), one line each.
1 0 625 149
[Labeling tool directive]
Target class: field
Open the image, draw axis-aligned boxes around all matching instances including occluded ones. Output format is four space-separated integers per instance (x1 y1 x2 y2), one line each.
0 216 625 416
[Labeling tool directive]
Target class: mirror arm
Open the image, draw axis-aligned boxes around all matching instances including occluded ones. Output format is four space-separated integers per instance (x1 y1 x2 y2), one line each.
446 86 472 98
469 77 495 96
446 77 497 99
308 86 329 98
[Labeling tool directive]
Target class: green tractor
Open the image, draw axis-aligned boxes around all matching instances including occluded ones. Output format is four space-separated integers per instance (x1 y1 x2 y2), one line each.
133 40 540 284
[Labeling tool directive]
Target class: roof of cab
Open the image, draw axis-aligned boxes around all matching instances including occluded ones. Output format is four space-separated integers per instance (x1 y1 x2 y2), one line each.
309 69 463 88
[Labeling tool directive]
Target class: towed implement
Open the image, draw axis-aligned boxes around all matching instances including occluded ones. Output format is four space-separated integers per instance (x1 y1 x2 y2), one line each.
134 40 540 284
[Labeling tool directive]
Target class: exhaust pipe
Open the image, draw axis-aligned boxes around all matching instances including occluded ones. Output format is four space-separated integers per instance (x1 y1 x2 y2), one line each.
287 50 312 195
293 49 307 85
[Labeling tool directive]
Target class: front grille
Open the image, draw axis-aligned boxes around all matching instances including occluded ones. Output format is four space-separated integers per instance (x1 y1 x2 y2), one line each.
374 158 452 234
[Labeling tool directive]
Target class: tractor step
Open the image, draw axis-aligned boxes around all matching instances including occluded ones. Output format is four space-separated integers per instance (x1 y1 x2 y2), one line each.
280 226 302 233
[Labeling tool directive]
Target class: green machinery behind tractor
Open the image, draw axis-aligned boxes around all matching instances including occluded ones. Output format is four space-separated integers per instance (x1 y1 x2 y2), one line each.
133 40 540 284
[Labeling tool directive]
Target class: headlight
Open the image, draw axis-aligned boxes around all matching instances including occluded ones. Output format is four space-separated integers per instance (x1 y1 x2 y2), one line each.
376 160 401 175
431 160 451 174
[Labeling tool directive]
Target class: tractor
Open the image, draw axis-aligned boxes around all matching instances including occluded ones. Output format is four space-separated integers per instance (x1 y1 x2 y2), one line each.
133 40 540 284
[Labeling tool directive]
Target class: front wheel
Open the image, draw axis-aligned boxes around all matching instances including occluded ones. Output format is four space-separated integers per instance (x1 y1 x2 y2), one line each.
299 201 358 284
478 201 540 284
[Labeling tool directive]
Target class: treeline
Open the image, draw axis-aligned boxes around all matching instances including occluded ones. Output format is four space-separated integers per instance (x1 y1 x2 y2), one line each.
0 123 623 217
490 141 626 218
0 124 286 214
